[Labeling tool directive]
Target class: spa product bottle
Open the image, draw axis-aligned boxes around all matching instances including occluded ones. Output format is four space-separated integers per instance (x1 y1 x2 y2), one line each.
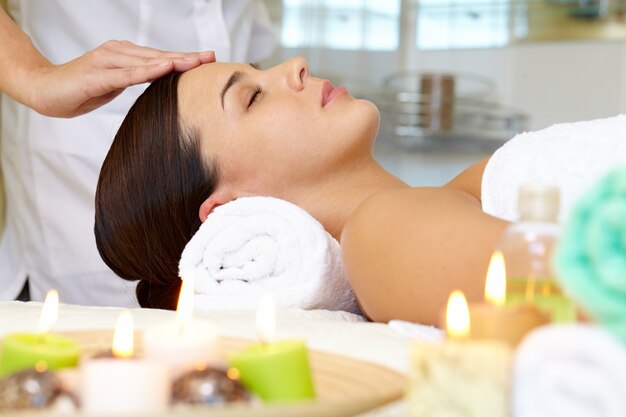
497 184 576 322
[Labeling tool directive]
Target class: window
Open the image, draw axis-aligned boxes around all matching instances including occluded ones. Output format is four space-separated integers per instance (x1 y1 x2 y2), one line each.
417 0 513 50
278 0 518 51
280 0 401 50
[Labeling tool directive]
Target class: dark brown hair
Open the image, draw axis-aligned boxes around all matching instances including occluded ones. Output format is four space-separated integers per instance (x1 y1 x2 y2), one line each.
95 72 219 309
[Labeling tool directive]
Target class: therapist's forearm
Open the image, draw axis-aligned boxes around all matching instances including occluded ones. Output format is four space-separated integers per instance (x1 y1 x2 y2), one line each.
0 7 51 108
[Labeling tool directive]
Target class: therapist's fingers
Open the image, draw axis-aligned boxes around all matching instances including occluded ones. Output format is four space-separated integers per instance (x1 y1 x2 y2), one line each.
169 54 215 71
102 61 185 90
99 51 215 72
97 40 216 63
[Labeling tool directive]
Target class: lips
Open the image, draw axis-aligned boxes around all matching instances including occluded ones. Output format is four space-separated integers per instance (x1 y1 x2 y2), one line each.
321 81 348 107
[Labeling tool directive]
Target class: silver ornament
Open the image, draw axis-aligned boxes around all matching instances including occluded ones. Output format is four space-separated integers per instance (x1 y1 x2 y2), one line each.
0 369 71 411
172 367 251 405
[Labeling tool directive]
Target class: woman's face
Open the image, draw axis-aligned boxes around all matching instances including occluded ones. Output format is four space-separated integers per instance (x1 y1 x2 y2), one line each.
178 57 380 198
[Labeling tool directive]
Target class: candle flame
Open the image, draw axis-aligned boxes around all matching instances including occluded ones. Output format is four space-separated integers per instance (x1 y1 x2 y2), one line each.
485 251 507 307
256 293 276 343
112 310 134 359
446 290 470 339
176 276 195 326
227 368 240 381
35 361 48 373
36 289 59 334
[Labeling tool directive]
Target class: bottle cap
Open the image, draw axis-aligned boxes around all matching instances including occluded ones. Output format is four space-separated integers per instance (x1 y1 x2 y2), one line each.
518 184 560 222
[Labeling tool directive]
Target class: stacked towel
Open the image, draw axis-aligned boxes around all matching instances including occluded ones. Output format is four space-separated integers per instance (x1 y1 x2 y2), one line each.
482 114 626 222
554 167 626 341
179 197 359 314
513 324 626 417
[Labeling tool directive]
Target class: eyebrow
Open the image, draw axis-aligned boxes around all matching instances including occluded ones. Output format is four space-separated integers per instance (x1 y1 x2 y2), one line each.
220 71 244 110
219 64 257 110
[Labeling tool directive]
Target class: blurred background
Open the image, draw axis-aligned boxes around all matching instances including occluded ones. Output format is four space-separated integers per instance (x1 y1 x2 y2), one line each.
259 0 626 185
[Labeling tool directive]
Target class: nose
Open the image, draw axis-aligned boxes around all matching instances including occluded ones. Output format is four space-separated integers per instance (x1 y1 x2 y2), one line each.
282 57 308 92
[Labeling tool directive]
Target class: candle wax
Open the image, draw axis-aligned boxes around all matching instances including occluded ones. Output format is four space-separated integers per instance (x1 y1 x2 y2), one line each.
408 340 511 417
142 319 219 376
0 333 80 376
229 340 315 402
81 357 169 415
469 303 550 347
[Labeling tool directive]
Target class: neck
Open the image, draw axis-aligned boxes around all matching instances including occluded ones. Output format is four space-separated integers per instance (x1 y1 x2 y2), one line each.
294 158 409 241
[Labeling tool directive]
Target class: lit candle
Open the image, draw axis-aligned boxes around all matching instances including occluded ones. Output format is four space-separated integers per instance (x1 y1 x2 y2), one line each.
228 294 315 402
0 290 81 376
81 310 169 415
408 291 512 417
142 277 219 376
467 251 549 346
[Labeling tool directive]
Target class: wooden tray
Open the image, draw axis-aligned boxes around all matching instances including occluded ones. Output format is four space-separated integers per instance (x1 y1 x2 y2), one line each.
2 330 407 417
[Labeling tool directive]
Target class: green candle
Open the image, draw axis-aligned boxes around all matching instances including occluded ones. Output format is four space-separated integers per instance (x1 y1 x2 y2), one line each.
228 294 315 402
229 340 315 402
0 290 81 376
0 333 81 376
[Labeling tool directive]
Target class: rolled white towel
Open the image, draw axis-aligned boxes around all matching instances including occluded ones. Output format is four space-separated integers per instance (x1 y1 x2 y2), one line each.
179 196 359 314
513 324 626 417
482 114 626 222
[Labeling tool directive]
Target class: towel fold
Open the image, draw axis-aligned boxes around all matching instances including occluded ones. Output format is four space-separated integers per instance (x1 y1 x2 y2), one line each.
513 324 626 417
179 197 359 313
482 114 626 222
554 167 626 341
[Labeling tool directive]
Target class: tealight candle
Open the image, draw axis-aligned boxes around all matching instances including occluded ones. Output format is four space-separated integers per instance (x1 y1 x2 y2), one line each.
143 277 219 376
0 290 81 376
466 252 549 346
81 310 169 415
229 294 315 402
409 291 512 417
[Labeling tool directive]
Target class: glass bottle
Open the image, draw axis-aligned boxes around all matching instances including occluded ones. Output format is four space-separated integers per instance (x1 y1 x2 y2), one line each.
497 184 576 322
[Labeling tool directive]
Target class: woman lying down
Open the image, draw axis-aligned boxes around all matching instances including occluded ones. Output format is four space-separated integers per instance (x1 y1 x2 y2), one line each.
94 57 626 325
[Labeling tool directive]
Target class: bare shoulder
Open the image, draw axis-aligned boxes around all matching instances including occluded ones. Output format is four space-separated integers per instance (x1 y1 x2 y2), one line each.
341 185 507 324
341 186 481 244
446 156 491 200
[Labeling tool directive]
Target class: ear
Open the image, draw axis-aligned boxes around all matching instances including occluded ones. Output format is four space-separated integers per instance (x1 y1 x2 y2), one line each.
199 190 235 223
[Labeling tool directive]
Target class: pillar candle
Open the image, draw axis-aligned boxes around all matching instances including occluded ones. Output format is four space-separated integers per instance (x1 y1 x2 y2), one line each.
80 310 169 415
228 294 315 402
409 291 512 417
143 277 219 376
0 290 80 376
467 252 549 346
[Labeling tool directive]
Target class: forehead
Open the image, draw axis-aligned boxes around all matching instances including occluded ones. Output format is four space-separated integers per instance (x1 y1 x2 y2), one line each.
178 62 248 125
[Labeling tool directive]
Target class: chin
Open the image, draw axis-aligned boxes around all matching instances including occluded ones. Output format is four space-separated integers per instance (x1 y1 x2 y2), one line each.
354 99 380 139
338 99 379 155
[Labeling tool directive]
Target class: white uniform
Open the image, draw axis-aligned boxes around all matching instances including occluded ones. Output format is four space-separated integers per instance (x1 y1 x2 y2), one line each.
0 0 276 305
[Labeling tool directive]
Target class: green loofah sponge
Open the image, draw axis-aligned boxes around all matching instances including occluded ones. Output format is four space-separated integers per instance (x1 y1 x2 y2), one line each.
555 167 626 342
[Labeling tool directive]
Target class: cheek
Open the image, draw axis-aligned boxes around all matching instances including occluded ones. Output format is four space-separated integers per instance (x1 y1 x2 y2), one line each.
250 104 317 156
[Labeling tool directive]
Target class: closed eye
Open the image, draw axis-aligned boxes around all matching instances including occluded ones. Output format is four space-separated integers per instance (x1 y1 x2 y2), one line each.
248 85 263 108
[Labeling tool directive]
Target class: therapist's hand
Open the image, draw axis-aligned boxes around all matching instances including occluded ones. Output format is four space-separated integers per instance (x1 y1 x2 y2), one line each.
29 40 215 118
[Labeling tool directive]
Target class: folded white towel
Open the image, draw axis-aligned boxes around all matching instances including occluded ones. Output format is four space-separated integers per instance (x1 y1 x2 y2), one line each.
179 197 359 313
513 324 626 417
482 114 626 222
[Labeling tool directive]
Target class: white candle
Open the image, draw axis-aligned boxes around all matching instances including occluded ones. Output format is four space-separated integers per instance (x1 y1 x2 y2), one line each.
81 310 169 415
142 277 219 376
409 291 512 417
